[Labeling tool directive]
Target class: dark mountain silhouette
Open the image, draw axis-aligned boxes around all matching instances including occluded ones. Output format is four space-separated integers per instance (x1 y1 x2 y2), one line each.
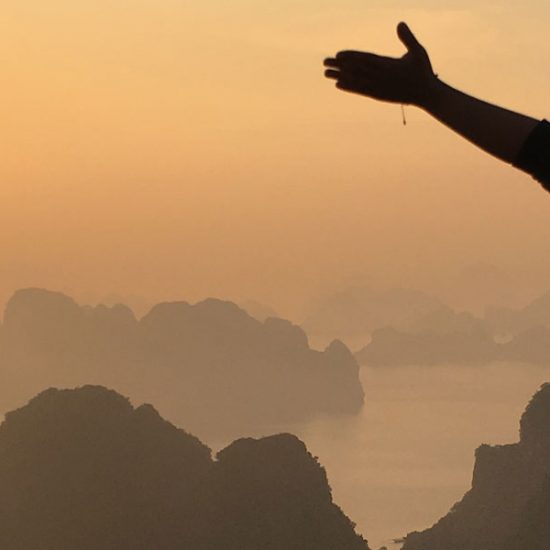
302 286 442 349
0 385 370 550
502 475 550 550
402 383 550 550
0 288 364 438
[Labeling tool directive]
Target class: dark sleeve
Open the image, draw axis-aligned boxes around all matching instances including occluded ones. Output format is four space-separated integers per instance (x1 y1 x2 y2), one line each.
513 119 550 192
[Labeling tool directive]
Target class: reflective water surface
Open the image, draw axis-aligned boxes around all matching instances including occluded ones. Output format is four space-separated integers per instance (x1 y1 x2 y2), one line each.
292 362 550 549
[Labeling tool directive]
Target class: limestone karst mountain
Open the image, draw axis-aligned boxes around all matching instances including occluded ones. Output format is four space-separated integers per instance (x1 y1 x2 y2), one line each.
239 299 279 322
302 286 442 350
0 385 370 550
485 289 550 339
402 383 550 550
354 304 500 366
355 304 550 366
0 288 364 438
500 324 550 364
399 305 485 335
357 324 497 366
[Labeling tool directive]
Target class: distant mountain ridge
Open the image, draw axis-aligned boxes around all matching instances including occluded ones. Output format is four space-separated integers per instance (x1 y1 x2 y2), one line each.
485 289 550 338
356 296 550 366
302 286 442 349
0 385 370 550
0 288 364 438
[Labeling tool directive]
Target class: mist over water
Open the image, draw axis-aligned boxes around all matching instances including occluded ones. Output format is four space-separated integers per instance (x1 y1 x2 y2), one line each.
239 361 550 549
4 285 550 548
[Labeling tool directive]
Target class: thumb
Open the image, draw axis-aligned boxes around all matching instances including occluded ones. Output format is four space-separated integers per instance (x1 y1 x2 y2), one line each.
397 22 423 53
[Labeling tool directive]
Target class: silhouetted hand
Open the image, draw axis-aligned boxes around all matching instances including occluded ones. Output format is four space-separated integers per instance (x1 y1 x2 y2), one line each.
324 22 437 107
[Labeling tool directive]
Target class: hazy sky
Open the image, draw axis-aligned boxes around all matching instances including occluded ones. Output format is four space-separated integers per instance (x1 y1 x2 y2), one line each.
2 0 550 317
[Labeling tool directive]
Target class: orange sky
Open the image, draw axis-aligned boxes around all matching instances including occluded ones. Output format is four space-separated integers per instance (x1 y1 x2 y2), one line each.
2 1 550 317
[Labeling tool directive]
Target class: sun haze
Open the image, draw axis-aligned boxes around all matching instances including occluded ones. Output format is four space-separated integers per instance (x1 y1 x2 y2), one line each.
2 0 550 316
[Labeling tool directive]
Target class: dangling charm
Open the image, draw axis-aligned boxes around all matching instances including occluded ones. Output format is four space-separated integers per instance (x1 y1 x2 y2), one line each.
401 104 407 126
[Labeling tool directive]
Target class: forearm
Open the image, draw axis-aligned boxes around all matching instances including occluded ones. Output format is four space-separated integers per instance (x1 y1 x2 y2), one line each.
420 78 539 165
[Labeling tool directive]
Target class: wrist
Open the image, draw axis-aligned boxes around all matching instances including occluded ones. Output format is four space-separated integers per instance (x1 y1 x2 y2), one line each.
416 76 447 112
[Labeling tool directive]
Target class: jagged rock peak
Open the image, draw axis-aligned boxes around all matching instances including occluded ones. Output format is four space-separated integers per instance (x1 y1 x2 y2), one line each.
0 385 212 461
325 339 355 360
520 383 550 446
143 298 256 323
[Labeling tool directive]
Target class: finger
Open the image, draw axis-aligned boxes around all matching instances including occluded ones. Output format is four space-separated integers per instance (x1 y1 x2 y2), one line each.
336 79 361 93
336 50 381 62
336 50 362 60
336 79 383 100
397 21 423 53
336 63 378 81
324 57 340 68
335 51 386 73
324 69 340 80
335 75 366 92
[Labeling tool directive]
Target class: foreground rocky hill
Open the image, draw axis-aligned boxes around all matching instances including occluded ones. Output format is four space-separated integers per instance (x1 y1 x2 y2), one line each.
0 385 370 550
403 383 550 550
0 288 364 438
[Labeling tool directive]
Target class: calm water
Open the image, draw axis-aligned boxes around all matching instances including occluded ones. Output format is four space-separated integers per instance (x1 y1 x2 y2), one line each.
291 362 550 549
8 360 545 549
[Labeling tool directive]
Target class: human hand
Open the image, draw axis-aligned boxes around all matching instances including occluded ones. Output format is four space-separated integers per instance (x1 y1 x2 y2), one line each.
324 22 437 107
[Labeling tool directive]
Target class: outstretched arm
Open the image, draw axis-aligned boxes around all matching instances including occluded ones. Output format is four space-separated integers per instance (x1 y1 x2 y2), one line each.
324 22 549 188
421 79 537 165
